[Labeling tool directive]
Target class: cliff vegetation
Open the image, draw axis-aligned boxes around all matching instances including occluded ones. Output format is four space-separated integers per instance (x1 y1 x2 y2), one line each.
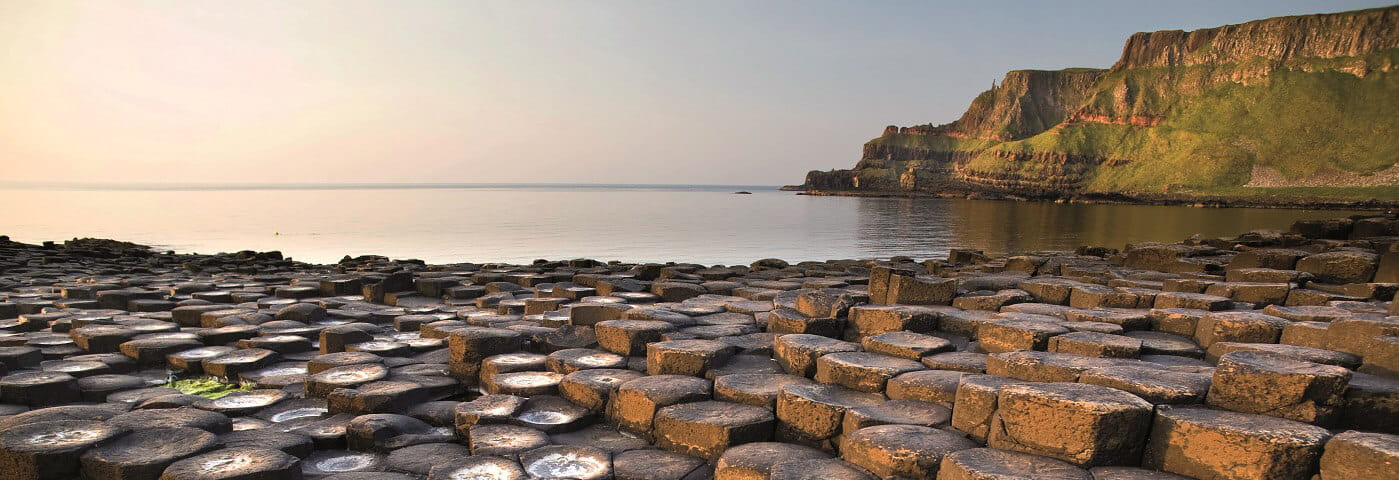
802 6 1399 202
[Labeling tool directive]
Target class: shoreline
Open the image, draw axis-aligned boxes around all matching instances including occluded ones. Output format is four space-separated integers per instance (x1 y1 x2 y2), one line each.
783 187 1399 211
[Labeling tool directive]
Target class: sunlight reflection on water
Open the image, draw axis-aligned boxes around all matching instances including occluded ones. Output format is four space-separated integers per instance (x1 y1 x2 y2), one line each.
0 185 1363 264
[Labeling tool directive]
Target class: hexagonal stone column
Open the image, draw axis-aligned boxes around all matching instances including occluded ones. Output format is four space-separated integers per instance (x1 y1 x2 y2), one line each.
978 318 1069 353
1317 430 1399 480
1296 250 1378 284
715 442 831 480
482 371 563 397
813 351 925 393
520 445 613 479
766 307 844 338
775 383 882 448
1077 365 1211 405
595 320 674 356
0 420 126 480
319 323 379 354
305 363 389 398
886 275 957 305
770 458 875 480
0 371 80 407
1154 292 1233 310
159 447 302 480
860 331 953 360
841 399 952 433
1047 332 1142 358
1206 350 1351 426
1194 311 1289 348
886 369 967 404
773 334 861 377
547 348 628 374
848 305 942 338
938 448 1091 480
1326 317 1399 357
951 374 1027 443
1143 405 1332 480
79 426 217 479
647 339 739 377
986 382 1153 467
653 400 775 460
202 348 277 380
447 327 525 383
840 424 977 478
560 368 645 411
606 374 711 438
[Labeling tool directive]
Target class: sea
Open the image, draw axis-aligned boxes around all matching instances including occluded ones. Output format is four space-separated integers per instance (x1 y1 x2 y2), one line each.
0 183 1369 265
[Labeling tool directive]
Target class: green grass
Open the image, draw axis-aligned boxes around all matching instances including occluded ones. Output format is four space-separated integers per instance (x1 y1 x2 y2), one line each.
1170 67 1399 178
956 50 1399 195
1197 186 1399 201
165 377 254 399
866 133 997 151
854 49 1398 199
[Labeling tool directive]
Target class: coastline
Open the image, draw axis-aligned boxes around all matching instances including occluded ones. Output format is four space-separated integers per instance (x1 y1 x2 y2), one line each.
782 187 1399 211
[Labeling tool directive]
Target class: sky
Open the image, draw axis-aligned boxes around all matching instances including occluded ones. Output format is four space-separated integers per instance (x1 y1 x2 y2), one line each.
1 0 1390 186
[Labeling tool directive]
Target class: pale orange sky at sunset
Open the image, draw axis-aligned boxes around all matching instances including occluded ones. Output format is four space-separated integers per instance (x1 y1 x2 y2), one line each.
2 0 1387 186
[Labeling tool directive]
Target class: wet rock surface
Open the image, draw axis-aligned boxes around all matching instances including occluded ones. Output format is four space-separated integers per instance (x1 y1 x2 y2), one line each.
0 215 1396 479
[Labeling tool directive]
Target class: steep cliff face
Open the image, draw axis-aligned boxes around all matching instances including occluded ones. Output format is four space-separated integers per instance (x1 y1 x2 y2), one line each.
802 6 1399 198
1112 7 1398 70
945 69 1107 141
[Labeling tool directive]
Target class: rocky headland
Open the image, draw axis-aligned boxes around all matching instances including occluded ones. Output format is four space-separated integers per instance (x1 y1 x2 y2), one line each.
792 6 1399 207
0 214 1397 479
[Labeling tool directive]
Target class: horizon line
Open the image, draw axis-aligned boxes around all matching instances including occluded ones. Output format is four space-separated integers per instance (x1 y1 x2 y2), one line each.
0 181 782 192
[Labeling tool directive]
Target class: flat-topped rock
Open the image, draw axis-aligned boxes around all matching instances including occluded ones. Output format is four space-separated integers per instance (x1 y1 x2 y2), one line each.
988 382 1154 467
1143 405 1332 480
978 318 1070 353
841 399 952 433
840 424 977 478
559 368 645 411
1078 365 1211 405
1195 311 1290 347
607 374 711 437
653 400 775 460
80 426 218 480
775 383 882 446
813 351 924 393
1207 350 1352 426
1317 430 1399 480
714 373 814 409
159 447 302 480
860 331 953 359
773 334 861 377
1206 341 1361 368
647 339 739 377
938 448 1091 480
1047 331 1142 358
886 369 966 404
612 448 707 480
714 441 831 480
0 420 127 480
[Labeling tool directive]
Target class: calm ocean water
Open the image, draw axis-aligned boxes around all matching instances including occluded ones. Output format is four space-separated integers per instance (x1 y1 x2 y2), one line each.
0 184 1366 265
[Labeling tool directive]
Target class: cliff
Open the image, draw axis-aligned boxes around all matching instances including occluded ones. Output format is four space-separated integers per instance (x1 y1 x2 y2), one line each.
941 69 1108 141
800 6 1399 201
